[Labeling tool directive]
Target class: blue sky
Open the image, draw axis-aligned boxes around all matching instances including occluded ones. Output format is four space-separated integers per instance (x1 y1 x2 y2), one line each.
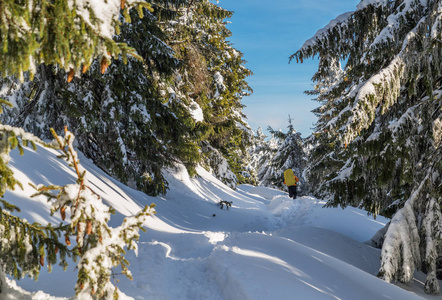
216 0 359 137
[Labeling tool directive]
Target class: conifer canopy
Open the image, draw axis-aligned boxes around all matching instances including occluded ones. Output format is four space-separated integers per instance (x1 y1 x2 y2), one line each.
0 0 151 81
293 0 442 294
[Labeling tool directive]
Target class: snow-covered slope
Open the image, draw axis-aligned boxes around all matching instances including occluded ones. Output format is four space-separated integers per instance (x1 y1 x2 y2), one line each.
3 145 439 299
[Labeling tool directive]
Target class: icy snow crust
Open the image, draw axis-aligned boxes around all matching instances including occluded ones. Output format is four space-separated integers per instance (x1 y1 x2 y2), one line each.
4 145 438 299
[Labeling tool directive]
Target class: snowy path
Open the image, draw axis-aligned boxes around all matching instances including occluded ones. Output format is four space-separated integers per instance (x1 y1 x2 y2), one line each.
4 149 438 299
114 168 431 300
117 196 426 300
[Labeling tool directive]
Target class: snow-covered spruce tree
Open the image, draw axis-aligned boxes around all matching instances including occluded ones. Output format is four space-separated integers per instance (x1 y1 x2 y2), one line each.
238 141 259 186
244 127 271 186
261 117 306 191
0 125 155 299
0 0 155 297
302 57 345 197
0 0 253 193
292 0 442 293
256 131 281 187
0 1 201 196
75 0 213 196
165 0 253 188
31 129 154 299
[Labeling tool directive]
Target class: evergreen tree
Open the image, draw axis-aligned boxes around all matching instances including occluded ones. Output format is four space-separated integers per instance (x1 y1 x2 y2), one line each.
0 0 253 194
263 116 306 191
0 0 201 196
165 0 253 188
59 1 202 196
245 127 271 185
292 0 442 293
256 132 281 187
32 129 154 298
0 0 155 298
302 57 345 197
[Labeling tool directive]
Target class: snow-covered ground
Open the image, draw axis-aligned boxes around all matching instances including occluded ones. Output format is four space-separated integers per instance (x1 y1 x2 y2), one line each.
3 144 440 299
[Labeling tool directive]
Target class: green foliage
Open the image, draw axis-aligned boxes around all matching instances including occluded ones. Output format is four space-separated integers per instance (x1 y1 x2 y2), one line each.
0 0 160 297
261 117 306 191
293 0 442 293
30 129 155 299
0 0 252 195
0 126 73 286
166 0 253 187
0 0 151 80
0 126 154 298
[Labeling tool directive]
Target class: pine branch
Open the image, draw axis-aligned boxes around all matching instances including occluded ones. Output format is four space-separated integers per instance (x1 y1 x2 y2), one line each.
30 128 156 298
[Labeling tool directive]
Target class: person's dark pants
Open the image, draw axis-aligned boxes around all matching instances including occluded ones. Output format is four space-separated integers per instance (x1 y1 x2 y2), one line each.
288 185 297 199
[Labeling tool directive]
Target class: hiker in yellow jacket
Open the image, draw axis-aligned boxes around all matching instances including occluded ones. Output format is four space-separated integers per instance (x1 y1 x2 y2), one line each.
283 169 300 199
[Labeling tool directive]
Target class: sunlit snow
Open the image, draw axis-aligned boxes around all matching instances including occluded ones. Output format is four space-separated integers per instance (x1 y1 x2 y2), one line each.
2 144 438 299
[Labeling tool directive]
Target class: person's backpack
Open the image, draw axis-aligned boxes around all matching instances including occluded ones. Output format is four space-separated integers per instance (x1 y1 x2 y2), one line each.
284 169 298 186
